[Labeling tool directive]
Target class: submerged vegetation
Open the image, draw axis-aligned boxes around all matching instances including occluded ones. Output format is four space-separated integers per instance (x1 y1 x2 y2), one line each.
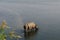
0 20 22 40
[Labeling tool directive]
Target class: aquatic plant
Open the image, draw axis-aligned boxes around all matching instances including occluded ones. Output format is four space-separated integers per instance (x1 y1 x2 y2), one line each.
0 20 22 40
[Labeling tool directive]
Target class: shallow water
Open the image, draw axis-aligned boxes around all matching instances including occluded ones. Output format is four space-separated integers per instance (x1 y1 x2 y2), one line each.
0 0 60 40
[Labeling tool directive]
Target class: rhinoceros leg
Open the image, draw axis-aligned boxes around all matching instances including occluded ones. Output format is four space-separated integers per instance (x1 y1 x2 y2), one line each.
24 25 26 30
27 26 29 30
35 25 38 30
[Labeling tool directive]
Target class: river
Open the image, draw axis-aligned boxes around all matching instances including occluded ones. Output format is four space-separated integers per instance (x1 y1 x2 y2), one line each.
0 0 60 40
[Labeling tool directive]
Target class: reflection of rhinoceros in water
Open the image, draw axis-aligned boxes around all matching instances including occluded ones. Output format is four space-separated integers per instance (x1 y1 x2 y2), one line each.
23 22 38 32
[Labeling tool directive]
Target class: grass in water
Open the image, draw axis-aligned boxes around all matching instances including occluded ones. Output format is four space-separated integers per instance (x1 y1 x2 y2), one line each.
0 20 22 40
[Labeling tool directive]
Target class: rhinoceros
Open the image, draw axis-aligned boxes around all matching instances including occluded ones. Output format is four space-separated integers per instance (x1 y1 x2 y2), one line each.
23 22 38 32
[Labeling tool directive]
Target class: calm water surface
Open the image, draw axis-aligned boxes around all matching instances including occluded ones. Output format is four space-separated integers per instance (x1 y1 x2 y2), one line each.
0 0 60 40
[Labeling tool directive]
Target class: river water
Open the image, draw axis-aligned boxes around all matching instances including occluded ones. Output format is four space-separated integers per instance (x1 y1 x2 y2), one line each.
0 0 60 40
